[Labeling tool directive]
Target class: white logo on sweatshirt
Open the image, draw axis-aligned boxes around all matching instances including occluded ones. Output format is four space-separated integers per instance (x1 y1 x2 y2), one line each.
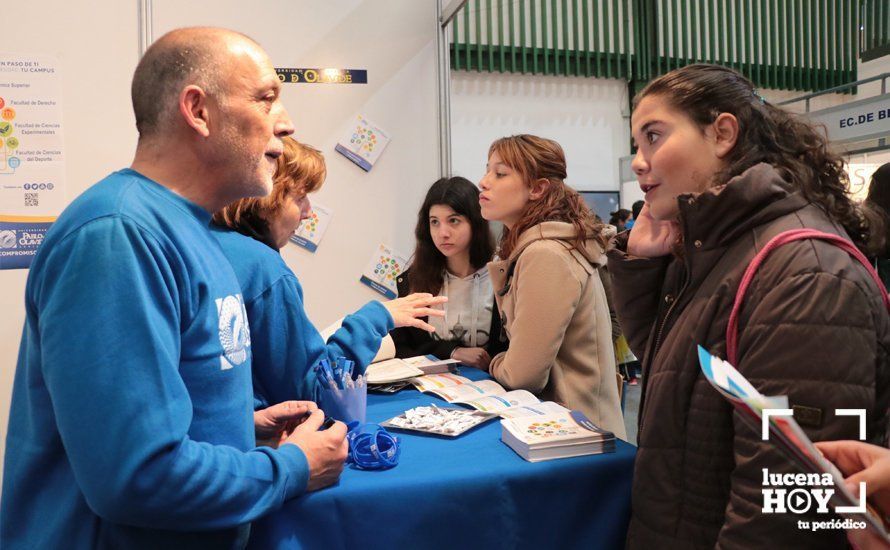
215 294 251 370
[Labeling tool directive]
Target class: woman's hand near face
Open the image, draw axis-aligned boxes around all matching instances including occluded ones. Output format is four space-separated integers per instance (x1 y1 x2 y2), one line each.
451 347 491 370
627 203 681 258
383 293 447 332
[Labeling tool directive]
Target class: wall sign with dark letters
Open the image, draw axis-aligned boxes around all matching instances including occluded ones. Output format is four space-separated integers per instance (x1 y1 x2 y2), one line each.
807 94 890 144
275 68 367 84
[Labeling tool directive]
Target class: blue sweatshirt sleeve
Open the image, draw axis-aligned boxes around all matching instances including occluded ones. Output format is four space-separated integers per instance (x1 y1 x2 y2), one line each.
35 217 309 530
248 273 394 406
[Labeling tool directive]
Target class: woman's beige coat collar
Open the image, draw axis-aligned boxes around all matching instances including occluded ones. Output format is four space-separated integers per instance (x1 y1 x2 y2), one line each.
489 221 611 295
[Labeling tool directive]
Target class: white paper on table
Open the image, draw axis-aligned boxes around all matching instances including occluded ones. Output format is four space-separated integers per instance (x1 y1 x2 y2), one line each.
411 373 471 392
434 380 506 403
498 401 571 419
462 390 539 413
365 358 422 384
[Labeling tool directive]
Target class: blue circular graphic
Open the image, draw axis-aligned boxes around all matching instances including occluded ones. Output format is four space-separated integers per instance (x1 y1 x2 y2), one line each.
47 183 54 190
8 157 20 169
38 183 46 190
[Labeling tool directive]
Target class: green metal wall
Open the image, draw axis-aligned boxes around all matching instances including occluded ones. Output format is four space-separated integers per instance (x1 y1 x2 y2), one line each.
861 0 889 62
450 0 867 93
451 0 637 79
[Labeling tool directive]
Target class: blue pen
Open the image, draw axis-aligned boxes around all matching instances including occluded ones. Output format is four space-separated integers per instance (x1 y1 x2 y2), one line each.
316 360 337 390
336 357 354 389
332 357 344 389
320 358 334 379
324 359 339 390
312 365 323 388
343 359 356 389
312 364 327 388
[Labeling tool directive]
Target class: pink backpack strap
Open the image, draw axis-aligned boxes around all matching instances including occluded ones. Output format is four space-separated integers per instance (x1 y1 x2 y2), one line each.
726 229 890 366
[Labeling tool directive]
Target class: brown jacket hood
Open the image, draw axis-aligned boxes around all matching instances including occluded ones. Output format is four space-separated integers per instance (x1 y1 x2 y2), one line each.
676 162 809 250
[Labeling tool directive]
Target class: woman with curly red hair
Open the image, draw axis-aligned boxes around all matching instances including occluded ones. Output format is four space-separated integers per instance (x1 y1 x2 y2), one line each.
478 134 626 439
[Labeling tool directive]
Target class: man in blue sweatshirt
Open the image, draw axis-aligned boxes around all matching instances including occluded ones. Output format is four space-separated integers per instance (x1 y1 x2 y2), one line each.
1 27 349 549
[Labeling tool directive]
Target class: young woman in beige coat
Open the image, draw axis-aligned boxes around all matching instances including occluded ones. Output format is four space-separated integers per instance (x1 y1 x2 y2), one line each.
478 134 626 439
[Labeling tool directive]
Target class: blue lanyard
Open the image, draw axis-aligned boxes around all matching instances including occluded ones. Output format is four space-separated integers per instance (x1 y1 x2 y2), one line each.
345 422 400 470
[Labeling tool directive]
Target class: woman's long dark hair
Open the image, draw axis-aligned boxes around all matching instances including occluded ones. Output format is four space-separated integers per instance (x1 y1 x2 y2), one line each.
408 177 495 295
635 63 883 255
866 163 890 256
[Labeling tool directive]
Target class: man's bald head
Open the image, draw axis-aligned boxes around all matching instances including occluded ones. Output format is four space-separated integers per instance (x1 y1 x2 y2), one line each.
131 27 259 138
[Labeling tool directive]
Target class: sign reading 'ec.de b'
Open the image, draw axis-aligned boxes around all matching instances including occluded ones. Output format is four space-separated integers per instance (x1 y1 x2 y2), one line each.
807 94 890 144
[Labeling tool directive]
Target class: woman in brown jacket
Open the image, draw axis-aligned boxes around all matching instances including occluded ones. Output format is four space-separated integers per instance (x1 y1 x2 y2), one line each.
610 64 889 548
478 134 626 439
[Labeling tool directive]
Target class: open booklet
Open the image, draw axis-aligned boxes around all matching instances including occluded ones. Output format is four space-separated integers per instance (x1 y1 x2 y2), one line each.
364 355 459 384
697 346 890 543
410 374 569 418
320 319 568 419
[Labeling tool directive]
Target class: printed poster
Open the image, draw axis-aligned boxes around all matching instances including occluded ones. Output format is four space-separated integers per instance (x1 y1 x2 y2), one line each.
334 114 391 172
289 202 332 253
359 243 407 299
0 53 65 270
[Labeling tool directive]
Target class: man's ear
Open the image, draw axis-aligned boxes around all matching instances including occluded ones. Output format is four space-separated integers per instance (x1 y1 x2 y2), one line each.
529 178 550 200
179 85 211 138
712 112 739 159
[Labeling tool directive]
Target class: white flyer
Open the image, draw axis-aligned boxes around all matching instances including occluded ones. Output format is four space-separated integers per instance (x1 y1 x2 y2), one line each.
334 114 391 172
359 243 407 299
290 202 332 252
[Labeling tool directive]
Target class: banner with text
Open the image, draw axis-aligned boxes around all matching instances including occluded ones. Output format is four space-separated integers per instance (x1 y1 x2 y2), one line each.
276 68 367 84
0 53 65 269
807 94 890 145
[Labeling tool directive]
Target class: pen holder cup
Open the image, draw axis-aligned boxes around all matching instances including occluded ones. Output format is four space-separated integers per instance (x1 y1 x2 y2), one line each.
318 383 367 425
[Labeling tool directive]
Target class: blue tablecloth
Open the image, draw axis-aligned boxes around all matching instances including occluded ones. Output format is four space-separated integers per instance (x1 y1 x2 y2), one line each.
248 367 636 549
